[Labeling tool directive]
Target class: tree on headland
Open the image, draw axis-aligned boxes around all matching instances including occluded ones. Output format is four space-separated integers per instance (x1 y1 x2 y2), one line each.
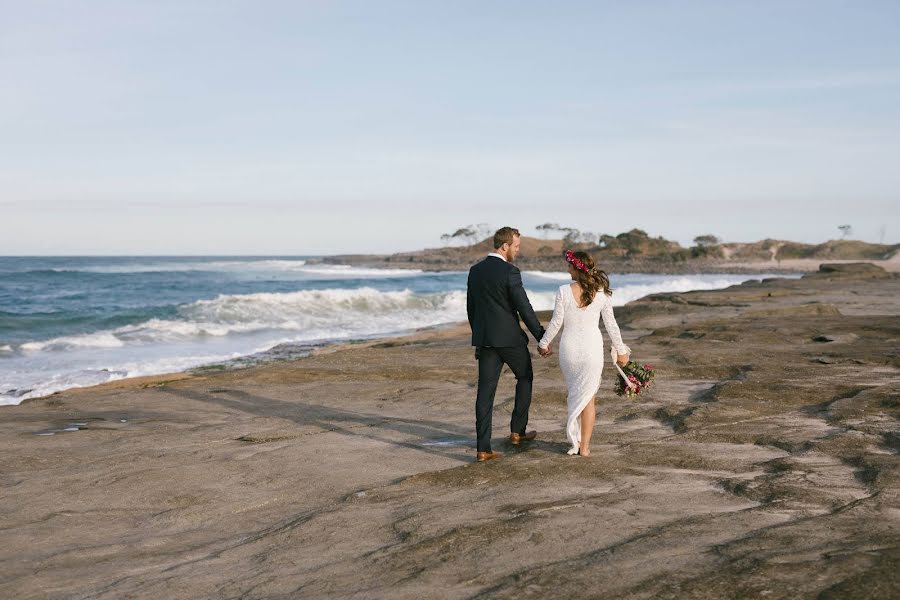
440 223 492 246
562 229 598 248
561 228 580 247
534 223 597 246
441 228 467 245
475 223 493 240
693 234 720 247
838 225 852 239
440 227 476 246
535 223 562 239
691 233 724 259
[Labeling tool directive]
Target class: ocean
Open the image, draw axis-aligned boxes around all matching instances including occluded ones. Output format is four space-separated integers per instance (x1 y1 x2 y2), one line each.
0 256 784 406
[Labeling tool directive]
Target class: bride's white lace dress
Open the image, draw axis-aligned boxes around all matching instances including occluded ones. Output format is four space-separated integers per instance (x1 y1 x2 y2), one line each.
538 284 630 454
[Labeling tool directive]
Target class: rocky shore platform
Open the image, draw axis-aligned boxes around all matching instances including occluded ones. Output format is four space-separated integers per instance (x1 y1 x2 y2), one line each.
2 263 898 598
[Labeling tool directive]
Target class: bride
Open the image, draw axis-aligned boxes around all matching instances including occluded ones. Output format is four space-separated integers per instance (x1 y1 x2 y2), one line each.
538 250 630 456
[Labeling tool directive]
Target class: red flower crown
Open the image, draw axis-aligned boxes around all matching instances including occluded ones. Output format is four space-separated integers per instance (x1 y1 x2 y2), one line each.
565 250 590 273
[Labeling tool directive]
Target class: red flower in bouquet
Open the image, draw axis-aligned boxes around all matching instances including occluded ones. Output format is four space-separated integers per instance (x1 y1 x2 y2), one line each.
615 361 656 398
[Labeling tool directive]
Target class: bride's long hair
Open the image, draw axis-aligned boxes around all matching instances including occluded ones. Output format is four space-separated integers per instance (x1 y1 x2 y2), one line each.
567 250 612 307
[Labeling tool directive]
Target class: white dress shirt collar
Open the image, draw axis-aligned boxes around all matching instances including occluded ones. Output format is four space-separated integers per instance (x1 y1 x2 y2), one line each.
487 252 508 262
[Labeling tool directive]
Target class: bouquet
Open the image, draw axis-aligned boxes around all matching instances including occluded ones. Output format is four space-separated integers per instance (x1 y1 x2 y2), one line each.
613 361 655 398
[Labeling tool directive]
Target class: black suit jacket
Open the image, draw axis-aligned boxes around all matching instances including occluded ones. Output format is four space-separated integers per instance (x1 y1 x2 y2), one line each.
467 256 545 347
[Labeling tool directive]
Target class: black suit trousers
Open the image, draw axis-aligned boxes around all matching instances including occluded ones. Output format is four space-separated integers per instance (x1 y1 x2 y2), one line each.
475 346 533 452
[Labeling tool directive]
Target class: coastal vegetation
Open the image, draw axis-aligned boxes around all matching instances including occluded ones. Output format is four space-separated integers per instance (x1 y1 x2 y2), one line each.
330 227 899 273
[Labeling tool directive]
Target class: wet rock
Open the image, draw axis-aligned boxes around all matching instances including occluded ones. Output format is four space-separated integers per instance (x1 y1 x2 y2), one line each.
748 303 842 317
2 267 898 598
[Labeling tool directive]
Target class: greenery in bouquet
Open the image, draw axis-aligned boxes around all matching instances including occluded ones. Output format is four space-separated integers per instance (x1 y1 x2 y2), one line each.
615 361 655 398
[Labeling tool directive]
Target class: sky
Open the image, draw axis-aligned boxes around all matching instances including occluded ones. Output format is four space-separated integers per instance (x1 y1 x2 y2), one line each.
2 0 899 255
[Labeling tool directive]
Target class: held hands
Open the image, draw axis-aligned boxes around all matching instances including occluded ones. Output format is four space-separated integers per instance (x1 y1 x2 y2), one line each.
538 345 619 362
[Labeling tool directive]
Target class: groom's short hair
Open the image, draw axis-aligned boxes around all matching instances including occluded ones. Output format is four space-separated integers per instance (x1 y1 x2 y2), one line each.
493 227 520 249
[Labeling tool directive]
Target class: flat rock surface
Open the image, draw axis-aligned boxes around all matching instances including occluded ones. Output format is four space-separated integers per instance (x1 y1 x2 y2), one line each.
2 268 899 599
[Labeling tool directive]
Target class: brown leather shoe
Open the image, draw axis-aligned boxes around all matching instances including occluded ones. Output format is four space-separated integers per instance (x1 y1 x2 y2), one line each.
476 451 503 462
509 431 537 445
509 431 537 446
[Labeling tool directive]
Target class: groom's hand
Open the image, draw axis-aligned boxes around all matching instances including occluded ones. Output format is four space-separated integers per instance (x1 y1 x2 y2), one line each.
538 346 552 357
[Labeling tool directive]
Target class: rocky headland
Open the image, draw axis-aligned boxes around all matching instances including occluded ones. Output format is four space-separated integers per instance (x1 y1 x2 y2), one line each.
321 231 900 275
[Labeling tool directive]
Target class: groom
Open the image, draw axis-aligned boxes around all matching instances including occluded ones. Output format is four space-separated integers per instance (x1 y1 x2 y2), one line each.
467 227 548 463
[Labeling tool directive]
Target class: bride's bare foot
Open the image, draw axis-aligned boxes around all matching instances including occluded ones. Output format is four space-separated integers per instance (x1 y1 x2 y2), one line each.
579 447 591 457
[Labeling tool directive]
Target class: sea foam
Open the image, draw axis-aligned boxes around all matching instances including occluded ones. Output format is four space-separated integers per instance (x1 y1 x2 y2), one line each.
21 332 126 352
609 276 752 306
8 277 753 354
294 265 426 277
15 288 471 352
525 272 754 307
1 271 780 406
